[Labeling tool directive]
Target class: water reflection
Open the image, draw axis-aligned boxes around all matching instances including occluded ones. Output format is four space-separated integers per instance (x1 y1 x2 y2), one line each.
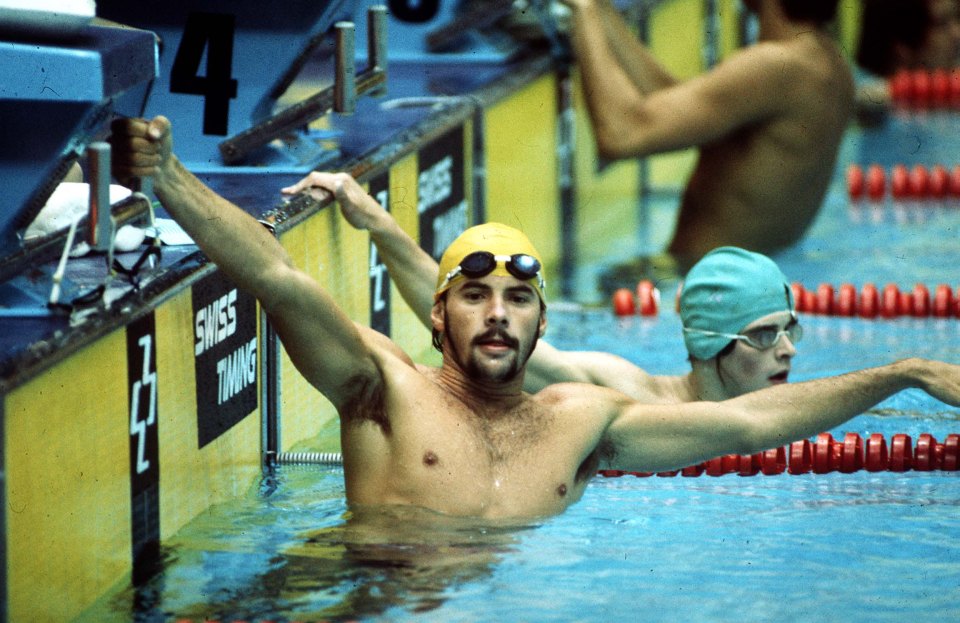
109 497 535 622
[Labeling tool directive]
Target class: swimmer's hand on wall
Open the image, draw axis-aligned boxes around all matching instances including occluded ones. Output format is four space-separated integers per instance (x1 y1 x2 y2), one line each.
280 172 333 204
281 172 388 232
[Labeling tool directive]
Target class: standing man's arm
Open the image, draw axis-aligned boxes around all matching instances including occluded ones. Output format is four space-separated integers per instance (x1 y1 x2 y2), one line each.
590 0 677 93
110 117 389 410
562 0 790 159
602 359 960 473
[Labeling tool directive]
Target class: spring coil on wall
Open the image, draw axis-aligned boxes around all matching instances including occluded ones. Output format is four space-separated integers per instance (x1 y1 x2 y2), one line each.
272 451 344 465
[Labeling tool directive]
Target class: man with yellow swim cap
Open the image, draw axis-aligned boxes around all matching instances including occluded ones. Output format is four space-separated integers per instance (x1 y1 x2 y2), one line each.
111 117 960 521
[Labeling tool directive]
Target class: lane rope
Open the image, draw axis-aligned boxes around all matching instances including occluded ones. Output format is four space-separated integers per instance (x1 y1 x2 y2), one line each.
888 67 960 108
270 433 960 477
612 280 960 319
600 432 960 478
847 163 960 201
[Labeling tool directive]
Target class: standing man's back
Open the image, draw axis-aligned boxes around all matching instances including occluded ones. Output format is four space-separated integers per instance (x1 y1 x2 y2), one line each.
564 0 854 273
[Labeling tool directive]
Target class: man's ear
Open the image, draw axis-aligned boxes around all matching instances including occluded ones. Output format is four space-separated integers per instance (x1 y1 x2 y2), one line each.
431 298 445 333
538 309 547 338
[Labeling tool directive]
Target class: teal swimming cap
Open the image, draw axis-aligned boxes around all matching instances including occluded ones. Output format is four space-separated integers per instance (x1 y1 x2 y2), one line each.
679 247 794 360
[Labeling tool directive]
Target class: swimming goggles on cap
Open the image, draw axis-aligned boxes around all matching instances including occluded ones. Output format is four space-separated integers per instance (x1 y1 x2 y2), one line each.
683 322 803 351
438 251 545 293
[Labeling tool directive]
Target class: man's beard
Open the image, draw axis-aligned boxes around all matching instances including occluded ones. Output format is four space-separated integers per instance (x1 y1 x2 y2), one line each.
466 327 523 382
445 312 539 383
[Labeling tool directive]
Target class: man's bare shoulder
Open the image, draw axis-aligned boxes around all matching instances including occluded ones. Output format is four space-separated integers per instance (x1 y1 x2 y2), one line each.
531 381 632 413
709 36 852 121
718 40 813 82
728 34 846 76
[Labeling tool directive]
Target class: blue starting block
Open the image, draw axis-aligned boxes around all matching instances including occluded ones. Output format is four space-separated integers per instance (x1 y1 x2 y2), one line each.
0 22 157 265
96 0 382 172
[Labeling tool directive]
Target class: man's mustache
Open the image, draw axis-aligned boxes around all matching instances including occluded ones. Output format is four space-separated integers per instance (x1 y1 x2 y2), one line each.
473 328 519 349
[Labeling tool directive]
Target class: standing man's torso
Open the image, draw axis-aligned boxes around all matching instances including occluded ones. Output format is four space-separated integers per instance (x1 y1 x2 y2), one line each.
670 31 854 265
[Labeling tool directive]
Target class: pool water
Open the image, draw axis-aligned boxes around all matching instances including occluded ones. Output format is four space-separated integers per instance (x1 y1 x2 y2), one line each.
82 425 960 622
80 114 960 622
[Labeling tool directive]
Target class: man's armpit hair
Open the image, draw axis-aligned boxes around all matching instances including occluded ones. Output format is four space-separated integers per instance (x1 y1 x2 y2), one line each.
576 449 601 484
339 373 390 433
595 436 618 467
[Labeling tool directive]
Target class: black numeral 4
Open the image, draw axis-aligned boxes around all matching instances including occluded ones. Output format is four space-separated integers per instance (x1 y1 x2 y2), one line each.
170 12 239 136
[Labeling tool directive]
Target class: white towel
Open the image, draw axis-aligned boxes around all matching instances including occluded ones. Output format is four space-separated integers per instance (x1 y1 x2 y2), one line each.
25 182 146 253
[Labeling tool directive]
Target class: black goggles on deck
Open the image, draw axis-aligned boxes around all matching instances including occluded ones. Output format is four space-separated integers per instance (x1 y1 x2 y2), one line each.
438 251 545 294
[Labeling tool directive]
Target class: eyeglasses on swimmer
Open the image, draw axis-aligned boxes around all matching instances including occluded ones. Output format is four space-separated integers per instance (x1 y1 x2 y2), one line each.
683 322 803 351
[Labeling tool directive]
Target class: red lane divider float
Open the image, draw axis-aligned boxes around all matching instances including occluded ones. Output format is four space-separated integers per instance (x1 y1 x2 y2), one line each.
613 280 960 319
847 163 960 201
889 68 960 108
791 282 960 319
613 280 661 317
598 433 960 478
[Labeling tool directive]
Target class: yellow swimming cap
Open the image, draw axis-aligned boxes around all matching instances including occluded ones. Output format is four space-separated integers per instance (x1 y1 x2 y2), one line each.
435 222 546 302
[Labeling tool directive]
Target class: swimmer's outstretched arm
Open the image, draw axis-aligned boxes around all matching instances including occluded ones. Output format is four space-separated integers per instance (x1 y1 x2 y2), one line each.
109 117 389 410
601 358 960 473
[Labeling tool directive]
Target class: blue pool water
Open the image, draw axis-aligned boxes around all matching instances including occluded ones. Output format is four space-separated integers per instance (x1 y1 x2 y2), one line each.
81 115 960 622
83 420 960 622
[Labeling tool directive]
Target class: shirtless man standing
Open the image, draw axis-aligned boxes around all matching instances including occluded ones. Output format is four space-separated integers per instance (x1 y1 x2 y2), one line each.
111 116 959 520
563 0 854 272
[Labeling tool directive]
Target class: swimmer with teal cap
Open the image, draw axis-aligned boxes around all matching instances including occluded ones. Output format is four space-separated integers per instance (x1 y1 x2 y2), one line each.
679 246 801 399
527 245 802 402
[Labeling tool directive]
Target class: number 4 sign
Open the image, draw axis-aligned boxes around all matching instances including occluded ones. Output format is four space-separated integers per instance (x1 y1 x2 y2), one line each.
170 12 238 136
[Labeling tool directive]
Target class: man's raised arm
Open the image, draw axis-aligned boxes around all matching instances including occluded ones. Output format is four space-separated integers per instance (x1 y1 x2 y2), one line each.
562 0 641 156
562 0 790 160
282 171 439 325
110 117 384 410
588 0 677 94
602 358 960 473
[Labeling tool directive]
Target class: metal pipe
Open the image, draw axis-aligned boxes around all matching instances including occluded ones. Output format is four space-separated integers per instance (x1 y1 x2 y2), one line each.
87 142 114 252
703 0 719 69
260 309 281 471
368 5 388 73
334 21 356 114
